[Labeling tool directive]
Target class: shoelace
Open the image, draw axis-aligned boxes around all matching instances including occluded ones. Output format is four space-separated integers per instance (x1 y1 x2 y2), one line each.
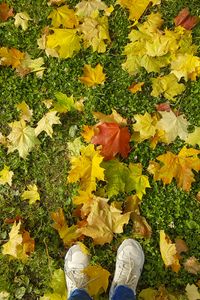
115 255 137 287
66 268 100 289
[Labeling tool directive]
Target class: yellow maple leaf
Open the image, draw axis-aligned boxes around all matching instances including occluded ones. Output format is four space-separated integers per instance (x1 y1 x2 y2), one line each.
151 74 186 101
157 110 189 143
51 208 81 246
132 112 158 142
16 101 33 122
48 5 78 28
117 0 160 21
79 64 106 87
81 125 95 142
148 146 200 191
67 144 105 193
0 165 14 186
2 221 34 260
79 15 110 53
46 28 81 58
2 222 22 258
0 47 25 68
7 119 39 159
16 53 45 78
78 197 130 245
21 184 40 204
159 230 180 272
171 53 200 81
93 109 127 126
186 127 200 147
83 265 110 296
35 111 61 137
14 12 31 31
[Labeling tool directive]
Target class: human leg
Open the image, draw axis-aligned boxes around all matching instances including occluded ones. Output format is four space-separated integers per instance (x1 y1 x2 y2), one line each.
109 239 145 300
64 244 91 300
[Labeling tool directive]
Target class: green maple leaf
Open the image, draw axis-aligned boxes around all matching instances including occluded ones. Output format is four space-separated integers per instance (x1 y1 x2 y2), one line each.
102 160 130 198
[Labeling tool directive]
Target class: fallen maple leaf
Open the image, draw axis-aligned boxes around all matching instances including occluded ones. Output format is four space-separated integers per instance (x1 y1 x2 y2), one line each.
91 122 131 160
186 127 200 147
132 112 158 142
79 64 106 87
79 15 110 53
174 8 199 30
81 125 95 143
48 5 78 28
148 146 200 191
16 53 45 78
16 101 33 122
0 2 14 21
183 256 200 275
41 268 67 300
51 208 81 246
175 238 189 255
35 111 61 137
67 144 105 193
14 12 31 31
48 0 65 5
185 284 200 300
7 119 39 159
151 74 186 101
159 230 180 272
117 0 160 21
157 110 189 143
21 184 40 204
83 265 110 296
78 197 130 245
171 53 200 81
2 221 34 260
93 109 127 126
156 102 171 112
0 165 14 186
128 82 144 93
0 47 25 68
125 195 152 238
67 137 84 157
75 0 108 19
53 92 75 113
46 28 81 58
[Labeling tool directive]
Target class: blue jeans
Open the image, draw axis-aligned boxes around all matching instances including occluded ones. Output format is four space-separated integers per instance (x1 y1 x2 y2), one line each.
68 285 136 300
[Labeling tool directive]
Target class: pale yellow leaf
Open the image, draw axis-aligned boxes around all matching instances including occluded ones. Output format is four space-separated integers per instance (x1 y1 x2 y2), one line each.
2 221 22 258
185 284 200 300
14 12 31 31
186 127 200 147
75 0 108 18
35 111 61 137
7 119 39 159
159 230 180 272
16 101 33 122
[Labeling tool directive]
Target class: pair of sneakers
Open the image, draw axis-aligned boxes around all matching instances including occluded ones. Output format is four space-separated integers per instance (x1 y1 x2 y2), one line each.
64 239 145 298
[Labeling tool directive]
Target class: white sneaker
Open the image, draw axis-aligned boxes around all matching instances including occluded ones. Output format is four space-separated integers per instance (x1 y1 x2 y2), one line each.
64 244 90 296
109 239 145 298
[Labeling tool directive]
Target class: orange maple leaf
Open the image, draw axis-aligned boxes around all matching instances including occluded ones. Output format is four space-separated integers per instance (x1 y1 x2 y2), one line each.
0 47 25 68
91 122 131 160
0 2 14 21
148 147 200 191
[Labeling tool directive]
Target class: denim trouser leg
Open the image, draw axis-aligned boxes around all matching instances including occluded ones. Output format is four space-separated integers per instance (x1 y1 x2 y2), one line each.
111 285 136 300
68 288 92 300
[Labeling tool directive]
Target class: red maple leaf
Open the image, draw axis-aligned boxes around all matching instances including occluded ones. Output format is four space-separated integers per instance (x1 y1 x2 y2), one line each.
174 8 199 30
0 2 14 21
91 122 131 160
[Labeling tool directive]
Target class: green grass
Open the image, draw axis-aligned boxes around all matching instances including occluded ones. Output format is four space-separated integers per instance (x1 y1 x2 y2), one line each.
0 0 200 299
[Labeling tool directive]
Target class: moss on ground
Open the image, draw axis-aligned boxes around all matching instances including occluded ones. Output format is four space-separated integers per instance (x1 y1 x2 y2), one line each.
0 0 200 299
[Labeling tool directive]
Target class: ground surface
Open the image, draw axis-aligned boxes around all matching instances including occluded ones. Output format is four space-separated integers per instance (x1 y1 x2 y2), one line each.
0 0 200 299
